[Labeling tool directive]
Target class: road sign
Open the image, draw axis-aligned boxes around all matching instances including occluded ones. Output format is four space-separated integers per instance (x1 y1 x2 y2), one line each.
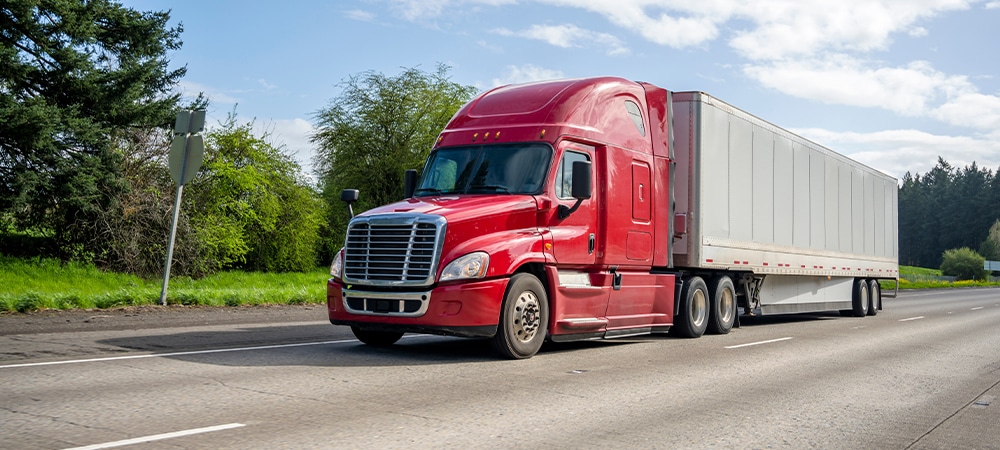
162 109 207 305
168 110 206 186
985 260 1000 271
169 134 204 185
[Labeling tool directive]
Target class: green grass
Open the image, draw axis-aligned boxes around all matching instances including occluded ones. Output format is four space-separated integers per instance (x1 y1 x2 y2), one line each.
0 255 328 313
3 256 997 313
880 265 1000 290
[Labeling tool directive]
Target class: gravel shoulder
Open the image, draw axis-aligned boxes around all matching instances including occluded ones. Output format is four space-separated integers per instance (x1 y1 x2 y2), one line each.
0 304 329 335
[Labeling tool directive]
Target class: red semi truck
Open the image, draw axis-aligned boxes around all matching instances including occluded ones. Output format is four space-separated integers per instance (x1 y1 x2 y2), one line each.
326 76 899 359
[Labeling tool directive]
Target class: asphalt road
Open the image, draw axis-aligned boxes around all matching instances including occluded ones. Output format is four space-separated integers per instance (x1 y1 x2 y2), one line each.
2 289 999 449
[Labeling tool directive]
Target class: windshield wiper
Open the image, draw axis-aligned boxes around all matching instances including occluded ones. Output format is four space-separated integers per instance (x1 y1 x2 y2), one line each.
414 188 445 196
470 185 512 194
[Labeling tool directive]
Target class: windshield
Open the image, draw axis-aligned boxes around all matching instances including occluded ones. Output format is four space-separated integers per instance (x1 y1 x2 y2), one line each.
415 144 552 196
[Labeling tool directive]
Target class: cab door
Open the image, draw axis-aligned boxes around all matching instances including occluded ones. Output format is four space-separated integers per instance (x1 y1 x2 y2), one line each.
545 141 610 330
548 142 598 267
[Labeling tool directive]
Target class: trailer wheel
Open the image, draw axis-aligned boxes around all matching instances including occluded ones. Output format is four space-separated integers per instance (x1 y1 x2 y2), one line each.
707 276 736 335
851 279 870 317
671 276 709 338
351 327 404 346
867 279 880 316
491 273 548 359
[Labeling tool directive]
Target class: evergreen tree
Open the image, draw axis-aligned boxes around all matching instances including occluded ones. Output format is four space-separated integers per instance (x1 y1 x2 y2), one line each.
0 0 185 260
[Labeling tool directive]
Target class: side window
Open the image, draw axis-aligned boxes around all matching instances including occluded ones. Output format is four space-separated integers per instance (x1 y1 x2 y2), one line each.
625 100 645 136
556 150 591 199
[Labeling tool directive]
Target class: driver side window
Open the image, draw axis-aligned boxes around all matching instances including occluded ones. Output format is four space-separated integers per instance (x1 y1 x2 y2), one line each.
556 151 590 199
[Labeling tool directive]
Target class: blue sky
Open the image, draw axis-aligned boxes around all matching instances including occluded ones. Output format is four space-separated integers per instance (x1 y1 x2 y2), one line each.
123 0 1000 180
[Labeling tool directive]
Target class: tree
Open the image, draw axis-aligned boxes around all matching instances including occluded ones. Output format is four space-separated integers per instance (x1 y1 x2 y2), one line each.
898 157 1000 269
940 247 987 281
311 64 477 253
0 0 185 260
980 219 1000 262
183 116 325 275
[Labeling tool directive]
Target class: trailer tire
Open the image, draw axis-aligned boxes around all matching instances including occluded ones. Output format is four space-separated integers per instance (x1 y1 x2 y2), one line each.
867 279 880 316
707 276 736 335
491 273 548 359
351 327 404 346
671 276 709 338
851 279 870 317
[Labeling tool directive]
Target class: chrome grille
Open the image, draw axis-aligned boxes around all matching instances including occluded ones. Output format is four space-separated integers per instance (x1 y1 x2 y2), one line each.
343 214 445 286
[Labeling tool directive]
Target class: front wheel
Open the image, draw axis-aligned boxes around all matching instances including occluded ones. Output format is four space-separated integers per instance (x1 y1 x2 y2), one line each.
491 273 549 359
351 327 404 346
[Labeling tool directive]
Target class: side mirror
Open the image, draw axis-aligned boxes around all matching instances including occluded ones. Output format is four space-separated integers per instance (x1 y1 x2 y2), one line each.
404 169 418 199
558 160 592 219
341 189 359 218
570 160 592 200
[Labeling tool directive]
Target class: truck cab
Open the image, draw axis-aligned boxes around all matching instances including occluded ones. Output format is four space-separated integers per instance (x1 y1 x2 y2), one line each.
327 77 679 358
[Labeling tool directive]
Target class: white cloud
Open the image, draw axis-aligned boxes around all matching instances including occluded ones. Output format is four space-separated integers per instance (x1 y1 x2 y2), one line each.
986 1 1000 8
257 79 277 90
254 118 319 178
344 9 375 21
793 127 1000 177
177 80 238 105
540 0 728 48
490 64 565 87
727 0 973 61
493 24 628 55
744 55 1000 131
388 0 517 21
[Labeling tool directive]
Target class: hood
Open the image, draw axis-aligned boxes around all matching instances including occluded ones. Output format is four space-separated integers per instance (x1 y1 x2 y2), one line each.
361 195 539 224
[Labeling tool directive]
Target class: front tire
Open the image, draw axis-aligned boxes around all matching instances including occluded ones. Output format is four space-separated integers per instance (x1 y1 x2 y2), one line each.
707 276 736 335
351 327 404 346
851 279 870 317
671 276 709 338
491 273 548 359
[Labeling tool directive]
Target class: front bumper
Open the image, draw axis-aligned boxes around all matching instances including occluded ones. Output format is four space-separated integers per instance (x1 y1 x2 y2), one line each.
327 277 509 338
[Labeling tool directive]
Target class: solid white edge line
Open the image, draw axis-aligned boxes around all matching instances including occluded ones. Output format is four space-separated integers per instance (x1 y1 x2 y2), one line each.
899 316 925 322
0 339 357 369
725 337 792 349
62 423 245 450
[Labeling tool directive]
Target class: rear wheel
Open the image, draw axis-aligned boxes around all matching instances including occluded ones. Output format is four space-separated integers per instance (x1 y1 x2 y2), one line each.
491 273 548 359
867 279 881 316
851 279 870 317
671 276 709 338
707 276 736 335
351 327 404 346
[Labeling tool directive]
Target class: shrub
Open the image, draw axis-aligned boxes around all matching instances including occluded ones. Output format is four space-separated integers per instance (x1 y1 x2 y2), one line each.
940 247 987 281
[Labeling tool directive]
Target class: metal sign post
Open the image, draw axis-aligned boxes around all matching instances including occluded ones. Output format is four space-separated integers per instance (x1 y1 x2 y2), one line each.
160 110 206 306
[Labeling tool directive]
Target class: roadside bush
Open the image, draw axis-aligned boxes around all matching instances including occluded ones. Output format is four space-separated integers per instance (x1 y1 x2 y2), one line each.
940 247 987 281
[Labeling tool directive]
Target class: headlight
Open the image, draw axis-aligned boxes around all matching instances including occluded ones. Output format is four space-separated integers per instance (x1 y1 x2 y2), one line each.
330 248 344 278
440 252 489 281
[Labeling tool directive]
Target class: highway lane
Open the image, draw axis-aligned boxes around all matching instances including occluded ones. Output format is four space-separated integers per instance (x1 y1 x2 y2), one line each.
2 288 999 449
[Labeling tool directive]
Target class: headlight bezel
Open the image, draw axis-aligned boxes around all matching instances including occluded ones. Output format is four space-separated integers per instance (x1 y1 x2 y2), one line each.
329 248 344 279
439 252 490 282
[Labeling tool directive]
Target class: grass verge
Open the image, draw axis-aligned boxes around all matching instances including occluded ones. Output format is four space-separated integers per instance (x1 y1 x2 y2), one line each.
879 265 1000 290
1 255 327 313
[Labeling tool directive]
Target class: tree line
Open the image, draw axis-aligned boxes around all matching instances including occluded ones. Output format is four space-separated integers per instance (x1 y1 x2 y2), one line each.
899 157 1000 270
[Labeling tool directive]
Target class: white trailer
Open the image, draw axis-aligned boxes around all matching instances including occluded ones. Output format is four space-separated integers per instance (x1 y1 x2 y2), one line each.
671 91 898 316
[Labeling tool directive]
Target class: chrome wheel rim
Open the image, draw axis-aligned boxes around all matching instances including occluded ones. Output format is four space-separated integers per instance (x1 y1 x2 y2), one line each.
512 291 541 343
691 289 707 328
720 287 735 324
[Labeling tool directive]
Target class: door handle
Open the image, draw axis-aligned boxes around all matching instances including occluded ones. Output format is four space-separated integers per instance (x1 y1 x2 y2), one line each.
588 233 595 254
